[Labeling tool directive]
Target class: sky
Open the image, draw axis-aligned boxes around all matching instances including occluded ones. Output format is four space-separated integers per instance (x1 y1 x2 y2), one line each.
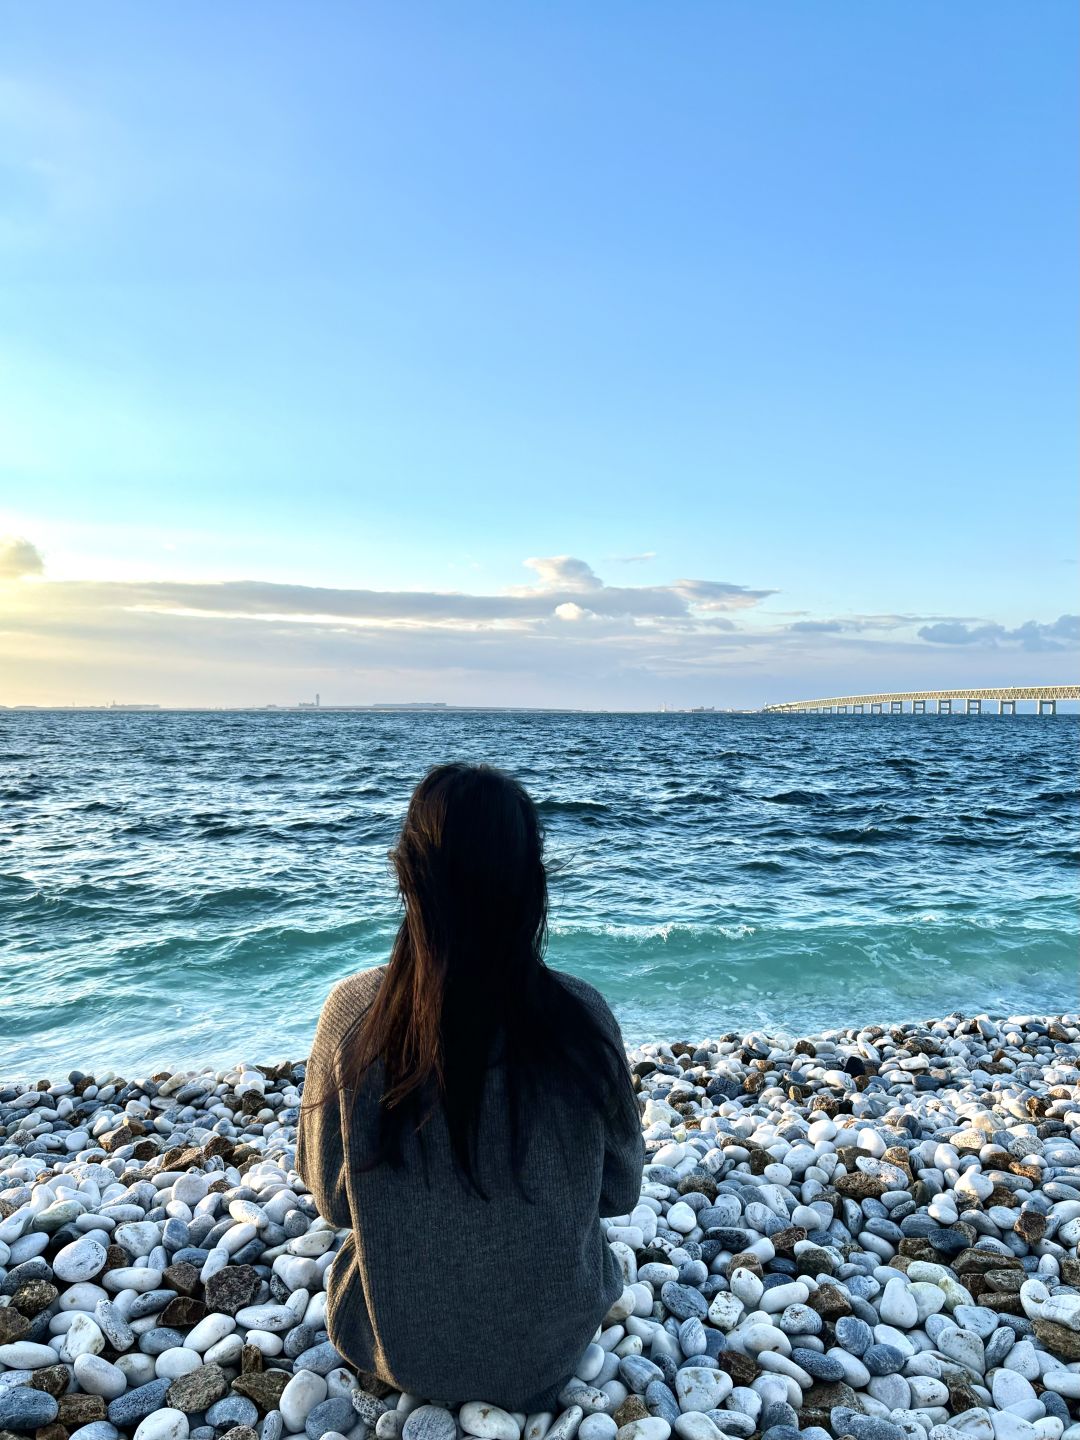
0 2 1076 709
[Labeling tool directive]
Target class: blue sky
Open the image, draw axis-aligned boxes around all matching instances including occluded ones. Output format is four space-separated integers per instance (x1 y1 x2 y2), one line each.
0 3 1076 707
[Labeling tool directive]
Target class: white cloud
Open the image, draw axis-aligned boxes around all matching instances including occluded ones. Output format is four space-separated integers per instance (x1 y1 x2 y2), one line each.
0 535 44 578
523 555 603 590
918 615 1080 652
2 541 1076 707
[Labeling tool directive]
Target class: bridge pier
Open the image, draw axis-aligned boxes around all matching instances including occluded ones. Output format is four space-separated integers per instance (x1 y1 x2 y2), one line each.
890 701 903 714
912 700 926 715
837 705 848 715
998 700 1016 715
853 704 865 715
937 699 953 715
870 702 883 714
966 698 982 716
1038 699 1057 716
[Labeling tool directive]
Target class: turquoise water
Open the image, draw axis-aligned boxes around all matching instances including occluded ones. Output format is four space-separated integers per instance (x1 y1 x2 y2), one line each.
1 710 1077 1078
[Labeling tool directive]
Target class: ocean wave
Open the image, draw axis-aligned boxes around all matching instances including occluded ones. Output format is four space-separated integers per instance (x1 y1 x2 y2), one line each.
2 708 1077 1075
762 789 828 806
536 797 610 815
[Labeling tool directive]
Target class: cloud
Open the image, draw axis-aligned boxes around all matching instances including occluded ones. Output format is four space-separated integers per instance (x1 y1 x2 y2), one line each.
788 619 846 634
523 555 602 591
3 539 1075 707
918 614 1080 652
3 553 776 632
0 536 44 578
611 552 656 564
671 579 777 612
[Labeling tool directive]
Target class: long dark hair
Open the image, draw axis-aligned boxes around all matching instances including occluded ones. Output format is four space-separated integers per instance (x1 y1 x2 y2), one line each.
322 762 631 1199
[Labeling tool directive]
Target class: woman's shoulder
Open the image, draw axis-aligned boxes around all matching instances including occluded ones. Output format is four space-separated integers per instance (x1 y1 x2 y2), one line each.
315 965 388 1048
547 967 620 1035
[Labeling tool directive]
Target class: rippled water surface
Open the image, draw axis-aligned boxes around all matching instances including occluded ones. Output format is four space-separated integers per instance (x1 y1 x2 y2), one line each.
1 710 1077 1077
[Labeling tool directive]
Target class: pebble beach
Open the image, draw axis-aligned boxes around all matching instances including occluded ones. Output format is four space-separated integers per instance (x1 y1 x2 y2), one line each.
1 1013 1078 1440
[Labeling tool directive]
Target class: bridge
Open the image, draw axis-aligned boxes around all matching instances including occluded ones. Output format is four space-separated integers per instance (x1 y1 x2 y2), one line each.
763 685 1080 715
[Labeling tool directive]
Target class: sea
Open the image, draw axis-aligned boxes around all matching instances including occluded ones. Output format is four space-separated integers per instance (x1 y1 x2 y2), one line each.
1 709 1077 1080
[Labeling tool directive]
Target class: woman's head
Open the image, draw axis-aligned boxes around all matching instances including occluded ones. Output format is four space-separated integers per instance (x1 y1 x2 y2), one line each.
391 763 547 986
321 761 629 1198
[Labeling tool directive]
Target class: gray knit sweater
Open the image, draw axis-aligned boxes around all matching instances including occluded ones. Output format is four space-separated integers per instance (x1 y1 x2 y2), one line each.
295 965 645 1410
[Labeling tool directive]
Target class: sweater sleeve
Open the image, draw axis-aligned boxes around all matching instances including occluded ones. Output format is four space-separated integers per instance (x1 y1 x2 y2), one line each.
296 984 354 1229
598 1005 646 1218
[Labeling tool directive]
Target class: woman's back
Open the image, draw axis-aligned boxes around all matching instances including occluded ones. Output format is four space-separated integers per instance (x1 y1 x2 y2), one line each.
296 963 644 1407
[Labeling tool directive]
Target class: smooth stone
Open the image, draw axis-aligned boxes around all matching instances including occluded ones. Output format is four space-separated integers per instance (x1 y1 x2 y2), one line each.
402 1407 459 1440
616 1423 671 1440
674 1369 730 1413
622 1358 665 1395
644 1382 679 1425
954 1306 998 1340
830 1408 907 1440
880 1279 919 1329
70 1425 121 1440
74 1354 129 1400
108 1379 172 1426
305 1398 356 1440
0 1341 62 1368
661 1284 707 1322
836 1317 874 1356
790 1349 846 1381
459 1403 521 1440
234 1305 296 1333
279 1372 328 1433
939 1328 985 1375
292 1342 343 1376
206 1398 260 1429
133 1409 190 1440
992 1373 1038 1409
0 1387 61 1430
59 1312 107 1362
184 1314 237 1352
863 1344 906 1376
706 1295 743 1332
54 1236 109 1283
155 1349 204 1382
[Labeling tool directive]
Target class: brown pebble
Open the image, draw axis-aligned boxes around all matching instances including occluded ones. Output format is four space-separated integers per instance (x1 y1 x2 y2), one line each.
58 1397 107 1426
0 1309 30 1343
835 1172 889 1200
717 1351 758 1386
232 1372 290 1413
1014 1211 1046 1244
160 1296 208 1328
166 1362 229 1413
770 1226 807 1255
102 1244 130 1274
241 1344 265 1375
1033 1317 1080 1362
162 1262 202 1296
808 1284 852 1319
12 1282 59 1320
728 1250 763 1278
203 1262 262 1316
613 1398 650 1428
29 1367 71 1399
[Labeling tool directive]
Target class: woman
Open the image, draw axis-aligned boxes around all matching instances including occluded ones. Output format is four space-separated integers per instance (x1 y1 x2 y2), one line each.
296 763 645 1411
